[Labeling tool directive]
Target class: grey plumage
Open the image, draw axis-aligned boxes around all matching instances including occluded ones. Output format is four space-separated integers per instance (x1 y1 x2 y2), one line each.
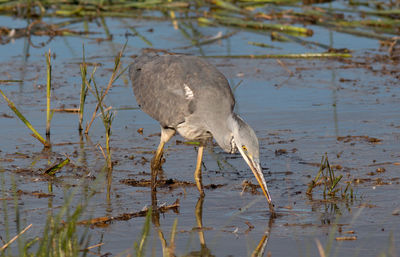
129 53 274 212
129 54 235 151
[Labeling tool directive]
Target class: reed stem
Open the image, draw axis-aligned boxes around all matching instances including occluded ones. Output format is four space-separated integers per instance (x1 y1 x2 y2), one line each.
79 44 87 132
45 49 52 137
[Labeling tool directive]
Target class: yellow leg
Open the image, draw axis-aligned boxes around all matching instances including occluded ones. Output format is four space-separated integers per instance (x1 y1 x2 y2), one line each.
194 145 205 197
151 140 165 171
151 127 175 191
151 140 164 191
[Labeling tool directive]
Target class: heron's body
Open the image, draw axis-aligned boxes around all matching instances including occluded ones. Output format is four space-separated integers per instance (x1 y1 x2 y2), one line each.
129 54 274 212
130 54 235 151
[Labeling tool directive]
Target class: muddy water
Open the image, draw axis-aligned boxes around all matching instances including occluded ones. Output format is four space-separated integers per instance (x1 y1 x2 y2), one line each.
1 11 400 257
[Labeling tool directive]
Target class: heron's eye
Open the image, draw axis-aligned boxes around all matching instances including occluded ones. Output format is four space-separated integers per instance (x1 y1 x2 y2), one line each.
242 145 247 151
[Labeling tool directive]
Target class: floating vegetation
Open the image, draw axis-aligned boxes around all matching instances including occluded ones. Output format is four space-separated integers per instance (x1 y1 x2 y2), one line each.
77 201 179 227
199 15 313 36
44 157 70 176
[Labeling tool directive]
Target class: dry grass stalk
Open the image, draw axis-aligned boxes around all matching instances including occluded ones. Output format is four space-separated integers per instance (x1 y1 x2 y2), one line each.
84 42 127 134
315 239 326 257
0 224 33 251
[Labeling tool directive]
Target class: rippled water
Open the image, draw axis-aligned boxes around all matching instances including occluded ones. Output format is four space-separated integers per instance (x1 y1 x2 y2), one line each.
0 4 399 256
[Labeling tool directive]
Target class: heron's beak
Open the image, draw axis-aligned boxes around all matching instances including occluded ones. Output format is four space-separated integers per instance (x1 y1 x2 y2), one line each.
238 147 274 212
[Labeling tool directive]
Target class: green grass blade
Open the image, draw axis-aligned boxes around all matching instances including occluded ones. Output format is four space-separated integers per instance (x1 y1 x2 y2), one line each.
79 44 87 132
46 49 52 137
44 158 70 176
0 89 47 146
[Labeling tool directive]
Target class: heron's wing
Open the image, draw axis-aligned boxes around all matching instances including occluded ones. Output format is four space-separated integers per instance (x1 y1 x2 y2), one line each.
129 54 190 128
129 54 235 128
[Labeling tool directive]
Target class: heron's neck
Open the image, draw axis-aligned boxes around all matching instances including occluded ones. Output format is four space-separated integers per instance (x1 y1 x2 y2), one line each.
228 113 241 131
207 113 237 153
217 113 245 153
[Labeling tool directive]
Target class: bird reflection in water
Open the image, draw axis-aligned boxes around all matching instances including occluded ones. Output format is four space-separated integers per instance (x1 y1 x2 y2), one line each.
150 190 274 257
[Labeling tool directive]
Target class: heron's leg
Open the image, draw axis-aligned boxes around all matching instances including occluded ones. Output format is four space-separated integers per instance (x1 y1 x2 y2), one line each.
151 127 175 190
194 145 205 197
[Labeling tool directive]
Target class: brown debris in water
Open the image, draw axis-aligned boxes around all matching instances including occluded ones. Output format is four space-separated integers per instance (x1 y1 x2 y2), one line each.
283 223 315 228
241 180 261 195
337 135 382 144
0 20 95 44
275 149 287 156
120 178 225 190
376 167 386 173
358 203 377 208
77 199 180 227
17 189 54 198
1 113 13 118
179 226 213 233
352 176 395 186
121 178 194 188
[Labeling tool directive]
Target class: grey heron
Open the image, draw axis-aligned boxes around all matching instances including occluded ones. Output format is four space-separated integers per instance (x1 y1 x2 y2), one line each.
129 54 274 212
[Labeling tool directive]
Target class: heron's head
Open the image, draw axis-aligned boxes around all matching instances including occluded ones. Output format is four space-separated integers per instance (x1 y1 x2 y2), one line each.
231 114 273 210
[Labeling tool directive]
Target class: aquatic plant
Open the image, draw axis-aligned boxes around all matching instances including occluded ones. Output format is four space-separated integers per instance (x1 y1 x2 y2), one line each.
78 44 88 133
0 89 49 147
307 153 353 200
45 49 53 138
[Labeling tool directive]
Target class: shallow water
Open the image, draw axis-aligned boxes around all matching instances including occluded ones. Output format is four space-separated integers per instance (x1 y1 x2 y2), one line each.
0 4 400 256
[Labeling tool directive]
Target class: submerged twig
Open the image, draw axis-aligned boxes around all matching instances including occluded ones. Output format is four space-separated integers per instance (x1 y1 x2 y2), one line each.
78 199 180 226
